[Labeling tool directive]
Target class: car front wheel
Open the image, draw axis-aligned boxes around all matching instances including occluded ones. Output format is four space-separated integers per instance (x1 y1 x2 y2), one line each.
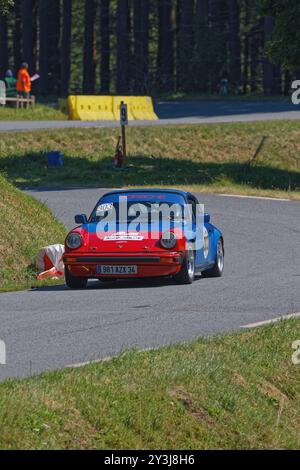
175 247 195 285
65 266 88 289
202 239 224 278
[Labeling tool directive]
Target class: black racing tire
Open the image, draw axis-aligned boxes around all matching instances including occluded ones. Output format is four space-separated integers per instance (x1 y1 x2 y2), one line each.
202 238 224 278
174 247 195 285
65 266 88 289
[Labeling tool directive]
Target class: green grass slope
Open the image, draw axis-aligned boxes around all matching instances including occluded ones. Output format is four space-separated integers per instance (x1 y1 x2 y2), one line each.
0 174 66 292
0 103 67 121
0 318 299 449
0 120 299 198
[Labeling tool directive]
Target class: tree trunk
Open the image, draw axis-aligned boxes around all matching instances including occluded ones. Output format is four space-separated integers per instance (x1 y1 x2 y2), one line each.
100 0 110 93
177 0 194 91
250 26 259 92
47 0 60 95
157 0 174 92
194 0 209 93
263 16 274 95
117 0 130 94
209 0 227 92
263 15 282 95
176 0 181 81
14 0 22 73
284 70 291 96
133 0 149 93
0 13 8 78
61 0 72 96
243 0 250 94
263 16 282 95
38 0 49 95
21 0 36 71
272 64 281 94
228 0 241 90
83 0 96 94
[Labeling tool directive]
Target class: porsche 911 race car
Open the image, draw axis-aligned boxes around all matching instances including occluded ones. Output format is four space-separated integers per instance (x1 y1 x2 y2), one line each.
63 189 224 288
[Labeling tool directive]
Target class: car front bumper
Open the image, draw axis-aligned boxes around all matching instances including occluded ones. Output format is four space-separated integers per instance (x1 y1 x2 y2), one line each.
63 252 184 278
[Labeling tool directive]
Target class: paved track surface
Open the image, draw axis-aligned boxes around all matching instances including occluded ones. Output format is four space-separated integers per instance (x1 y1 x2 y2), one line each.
0 100 299 132
0 188 300 381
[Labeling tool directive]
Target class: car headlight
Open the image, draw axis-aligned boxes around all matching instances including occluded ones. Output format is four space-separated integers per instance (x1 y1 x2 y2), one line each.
160 231 177 249
66 232 82 250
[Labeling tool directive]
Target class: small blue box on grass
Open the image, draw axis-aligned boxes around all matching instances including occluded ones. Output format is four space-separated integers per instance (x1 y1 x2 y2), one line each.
47 151 63 167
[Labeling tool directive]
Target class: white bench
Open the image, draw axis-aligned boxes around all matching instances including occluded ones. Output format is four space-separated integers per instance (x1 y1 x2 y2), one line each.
0 80 35 108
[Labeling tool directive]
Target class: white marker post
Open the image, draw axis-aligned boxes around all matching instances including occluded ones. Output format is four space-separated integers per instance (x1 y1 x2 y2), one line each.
0 340 6 365
120 101 128 167
0 81 6 106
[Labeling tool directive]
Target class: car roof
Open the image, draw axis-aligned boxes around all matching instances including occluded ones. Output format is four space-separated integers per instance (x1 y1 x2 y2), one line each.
101 188 191 199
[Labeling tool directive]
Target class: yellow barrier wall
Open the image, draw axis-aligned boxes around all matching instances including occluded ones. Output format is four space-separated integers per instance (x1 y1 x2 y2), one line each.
112 96 157 121
131 96 158 120
67 96 77 120
67 95 158 121
68 95 114 121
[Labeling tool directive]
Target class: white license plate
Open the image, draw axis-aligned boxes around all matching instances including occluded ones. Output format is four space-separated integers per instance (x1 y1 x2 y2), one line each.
97 265 138 275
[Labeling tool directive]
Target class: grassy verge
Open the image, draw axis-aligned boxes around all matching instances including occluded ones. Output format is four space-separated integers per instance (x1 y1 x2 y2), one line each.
0 174 66 292
0 103 67 121
0 318 299 449
0 120 300 198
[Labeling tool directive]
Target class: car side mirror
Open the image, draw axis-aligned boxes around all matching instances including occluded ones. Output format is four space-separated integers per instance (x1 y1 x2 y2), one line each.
204 213 211 224
75 214 88 225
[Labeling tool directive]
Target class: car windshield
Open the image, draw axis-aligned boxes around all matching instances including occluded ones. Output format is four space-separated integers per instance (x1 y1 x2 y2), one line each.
89 194 189 224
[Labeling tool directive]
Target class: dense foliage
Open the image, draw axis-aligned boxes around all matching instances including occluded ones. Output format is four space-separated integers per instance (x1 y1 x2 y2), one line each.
259 0 300 70
0 0 298 96
0 0 14 13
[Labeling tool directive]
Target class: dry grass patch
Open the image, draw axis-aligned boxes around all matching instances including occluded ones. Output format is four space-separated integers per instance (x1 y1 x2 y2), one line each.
0 121 299 199
0 318 299 449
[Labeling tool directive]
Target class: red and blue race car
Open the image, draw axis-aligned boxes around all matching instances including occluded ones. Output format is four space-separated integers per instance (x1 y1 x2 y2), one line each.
63 189 224 288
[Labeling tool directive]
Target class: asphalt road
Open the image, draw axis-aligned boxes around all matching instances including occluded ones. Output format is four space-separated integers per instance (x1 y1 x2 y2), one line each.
0 188 300 381
0 100 299 132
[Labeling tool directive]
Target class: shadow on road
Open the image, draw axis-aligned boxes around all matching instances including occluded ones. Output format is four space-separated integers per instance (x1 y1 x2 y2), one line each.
155 100 296 119
24 185 122 192
32 276 204 292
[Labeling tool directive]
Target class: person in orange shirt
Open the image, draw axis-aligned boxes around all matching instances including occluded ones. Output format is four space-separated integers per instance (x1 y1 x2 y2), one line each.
17 62 31 98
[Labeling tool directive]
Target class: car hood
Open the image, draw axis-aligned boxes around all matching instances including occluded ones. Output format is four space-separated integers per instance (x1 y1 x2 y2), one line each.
69 222 185 253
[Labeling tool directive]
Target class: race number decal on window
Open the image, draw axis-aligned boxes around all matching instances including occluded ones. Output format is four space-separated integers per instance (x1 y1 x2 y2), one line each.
96 203 114 215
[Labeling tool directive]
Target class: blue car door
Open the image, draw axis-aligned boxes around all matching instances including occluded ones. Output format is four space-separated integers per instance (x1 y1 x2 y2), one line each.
205 221 215 264
187 196 207 268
